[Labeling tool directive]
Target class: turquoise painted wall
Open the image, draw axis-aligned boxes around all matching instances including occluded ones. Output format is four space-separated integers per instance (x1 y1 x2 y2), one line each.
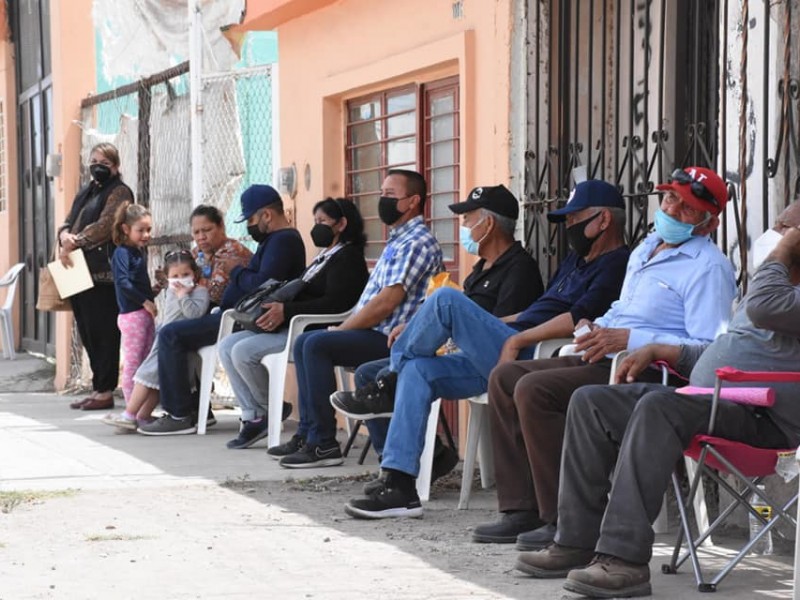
92 29 278 247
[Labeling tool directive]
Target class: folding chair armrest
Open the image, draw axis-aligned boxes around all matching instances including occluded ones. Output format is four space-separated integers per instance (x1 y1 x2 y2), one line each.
677 385 776 407
715 366 800 383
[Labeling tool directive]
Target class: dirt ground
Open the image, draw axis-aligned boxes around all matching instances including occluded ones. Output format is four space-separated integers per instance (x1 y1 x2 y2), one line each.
1 470 793 600
0 472 562 600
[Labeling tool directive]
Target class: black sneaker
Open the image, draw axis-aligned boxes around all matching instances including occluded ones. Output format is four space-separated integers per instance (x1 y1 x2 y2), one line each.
329 371 398 419
279 442 343 468
267 433 305 460
138 413 197 436
362 470 388 495
206 409 217 427
345 483 423 519
431 438 459 482
226 418 269 449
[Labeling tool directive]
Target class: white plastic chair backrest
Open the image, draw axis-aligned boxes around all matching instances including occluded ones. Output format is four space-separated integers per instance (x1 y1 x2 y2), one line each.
559 344 669 385
216 309 236 344
533 337 574 360
0 263 25 312
284 309 353 363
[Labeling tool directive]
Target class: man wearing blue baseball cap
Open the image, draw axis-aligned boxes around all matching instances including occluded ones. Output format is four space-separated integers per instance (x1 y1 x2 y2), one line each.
140 184 306 436
339 180 631 519
477 166 737 554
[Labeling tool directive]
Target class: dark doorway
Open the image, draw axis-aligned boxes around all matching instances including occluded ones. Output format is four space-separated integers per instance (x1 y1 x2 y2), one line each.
12 0 55 355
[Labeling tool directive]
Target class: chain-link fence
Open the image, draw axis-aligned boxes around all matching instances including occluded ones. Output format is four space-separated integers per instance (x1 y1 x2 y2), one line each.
69 62 276 406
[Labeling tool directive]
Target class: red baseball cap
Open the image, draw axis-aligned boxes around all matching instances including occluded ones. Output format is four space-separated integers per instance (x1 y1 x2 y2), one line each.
655 167 727 216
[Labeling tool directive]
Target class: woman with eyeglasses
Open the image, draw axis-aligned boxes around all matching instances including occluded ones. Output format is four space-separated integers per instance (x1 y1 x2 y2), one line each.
218 198 369 450
58 143 134 411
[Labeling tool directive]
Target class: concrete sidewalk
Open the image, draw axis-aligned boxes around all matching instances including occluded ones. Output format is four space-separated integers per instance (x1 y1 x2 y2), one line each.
0 354 795 599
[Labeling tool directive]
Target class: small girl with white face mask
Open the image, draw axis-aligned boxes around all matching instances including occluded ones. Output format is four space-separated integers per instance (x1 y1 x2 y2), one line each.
102 250 209 431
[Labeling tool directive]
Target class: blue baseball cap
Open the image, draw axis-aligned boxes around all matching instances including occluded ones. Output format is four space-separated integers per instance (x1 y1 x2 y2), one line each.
547 180 625 222
235 184 282 222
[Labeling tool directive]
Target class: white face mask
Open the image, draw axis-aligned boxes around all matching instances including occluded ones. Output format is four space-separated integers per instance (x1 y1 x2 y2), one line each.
752 229 783 269
168 276 195 289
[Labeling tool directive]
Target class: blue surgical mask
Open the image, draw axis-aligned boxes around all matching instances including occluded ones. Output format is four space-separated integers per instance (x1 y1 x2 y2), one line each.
459 219 486 255
654 209 698 245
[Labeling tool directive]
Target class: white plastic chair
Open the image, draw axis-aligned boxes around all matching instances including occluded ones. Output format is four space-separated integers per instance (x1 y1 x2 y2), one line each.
0 263 25 360
457 337 574 509
196 309 236 435
261 310 353 449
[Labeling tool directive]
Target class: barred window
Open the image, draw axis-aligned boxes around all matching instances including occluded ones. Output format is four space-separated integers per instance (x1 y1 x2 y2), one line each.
345 77 460 274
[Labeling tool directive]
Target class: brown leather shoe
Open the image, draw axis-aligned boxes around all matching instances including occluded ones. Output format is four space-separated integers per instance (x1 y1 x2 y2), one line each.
563 554 651 598
80 397 114 411
69 397 95 410
515 543 595 578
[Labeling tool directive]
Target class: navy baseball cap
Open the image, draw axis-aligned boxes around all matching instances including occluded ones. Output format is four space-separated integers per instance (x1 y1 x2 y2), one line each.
235 184 282 222
449 185 519 220
547 180 625 222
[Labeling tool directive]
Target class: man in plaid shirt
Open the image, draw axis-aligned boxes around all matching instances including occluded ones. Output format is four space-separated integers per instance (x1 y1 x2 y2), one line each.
270 169 443 468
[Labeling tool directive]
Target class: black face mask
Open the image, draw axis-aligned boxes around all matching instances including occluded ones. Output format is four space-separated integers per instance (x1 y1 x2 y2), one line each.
311 223 336 248
378 196 407 226
566 211 603 257
90 164 112 184
248 224 268 244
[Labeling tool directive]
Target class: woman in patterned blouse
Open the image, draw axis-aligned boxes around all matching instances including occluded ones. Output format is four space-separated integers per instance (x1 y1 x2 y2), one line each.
188 205 252 308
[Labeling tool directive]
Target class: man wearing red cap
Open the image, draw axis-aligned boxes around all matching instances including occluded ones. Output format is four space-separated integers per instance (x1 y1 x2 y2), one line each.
473 167 737 551
518 201 800 598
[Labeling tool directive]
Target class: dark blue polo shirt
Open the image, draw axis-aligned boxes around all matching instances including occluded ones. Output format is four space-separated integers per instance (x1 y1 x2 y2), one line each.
510 246 630 331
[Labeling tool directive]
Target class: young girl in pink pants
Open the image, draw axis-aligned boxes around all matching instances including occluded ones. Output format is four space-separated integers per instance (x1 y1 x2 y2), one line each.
110 203 157 408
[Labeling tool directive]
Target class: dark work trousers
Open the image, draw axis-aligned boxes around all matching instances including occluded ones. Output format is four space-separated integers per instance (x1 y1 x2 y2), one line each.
157 311 221 418
71 283 120 394
293 329 390 446
557 383 789 564
488 355 670 523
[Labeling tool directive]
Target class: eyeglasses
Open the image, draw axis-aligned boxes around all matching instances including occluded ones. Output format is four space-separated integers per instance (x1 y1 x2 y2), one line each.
164 249 193 262
667 169 719 210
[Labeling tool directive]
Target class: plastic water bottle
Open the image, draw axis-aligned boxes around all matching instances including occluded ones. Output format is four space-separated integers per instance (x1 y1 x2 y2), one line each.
748 485 773 555
196 250 212 278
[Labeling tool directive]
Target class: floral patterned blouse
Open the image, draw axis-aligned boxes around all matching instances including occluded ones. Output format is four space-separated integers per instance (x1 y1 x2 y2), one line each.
193 239 252 307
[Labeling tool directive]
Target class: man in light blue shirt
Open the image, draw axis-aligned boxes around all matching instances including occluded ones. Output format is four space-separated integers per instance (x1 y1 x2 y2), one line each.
473 166 737 550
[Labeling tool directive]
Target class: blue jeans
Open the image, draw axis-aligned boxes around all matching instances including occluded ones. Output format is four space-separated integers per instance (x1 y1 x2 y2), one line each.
382 287 537 477
293 328 390 445
357 358 392 456
158 312 221 418
218 329 289 421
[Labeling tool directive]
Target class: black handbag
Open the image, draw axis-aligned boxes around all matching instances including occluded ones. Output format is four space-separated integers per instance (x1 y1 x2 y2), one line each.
231 277 307 332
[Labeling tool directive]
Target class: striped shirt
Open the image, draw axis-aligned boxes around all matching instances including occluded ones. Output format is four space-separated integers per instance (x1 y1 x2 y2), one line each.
355 215 443 335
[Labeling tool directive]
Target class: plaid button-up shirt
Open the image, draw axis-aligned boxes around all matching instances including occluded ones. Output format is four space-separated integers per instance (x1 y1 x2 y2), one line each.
355 215 443 335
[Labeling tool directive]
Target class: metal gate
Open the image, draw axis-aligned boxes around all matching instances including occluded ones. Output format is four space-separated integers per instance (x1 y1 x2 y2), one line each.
522 0 800 290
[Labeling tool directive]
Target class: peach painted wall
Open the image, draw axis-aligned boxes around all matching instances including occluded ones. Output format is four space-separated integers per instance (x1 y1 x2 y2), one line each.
49 0 96 389
263 0 516 279
0 4 19 356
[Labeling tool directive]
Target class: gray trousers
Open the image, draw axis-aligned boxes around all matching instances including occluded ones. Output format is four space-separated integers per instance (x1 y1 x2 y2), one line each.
557 383 789 564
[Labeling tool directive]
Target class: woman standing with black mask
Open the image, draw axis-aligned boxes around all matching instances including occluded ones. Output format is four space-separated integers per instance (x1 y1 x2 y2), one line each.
57 142 134 411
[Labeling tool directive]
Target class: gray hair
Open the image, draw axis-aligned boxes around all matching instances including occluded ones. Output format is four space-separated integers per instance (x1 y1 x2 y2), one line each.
480 208 517 239
606 207 626 238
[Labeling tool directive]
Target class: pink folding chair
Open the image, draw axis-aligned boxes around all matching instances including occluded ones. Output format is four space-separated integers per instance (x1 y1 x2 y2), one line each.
663 367 800 592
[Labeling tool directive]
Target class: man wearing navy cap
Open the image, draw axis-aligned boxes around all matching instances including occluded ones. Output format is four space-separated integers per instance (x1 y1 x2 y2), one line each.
340 180 631 519
477 166 737 553
140 185 306 435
